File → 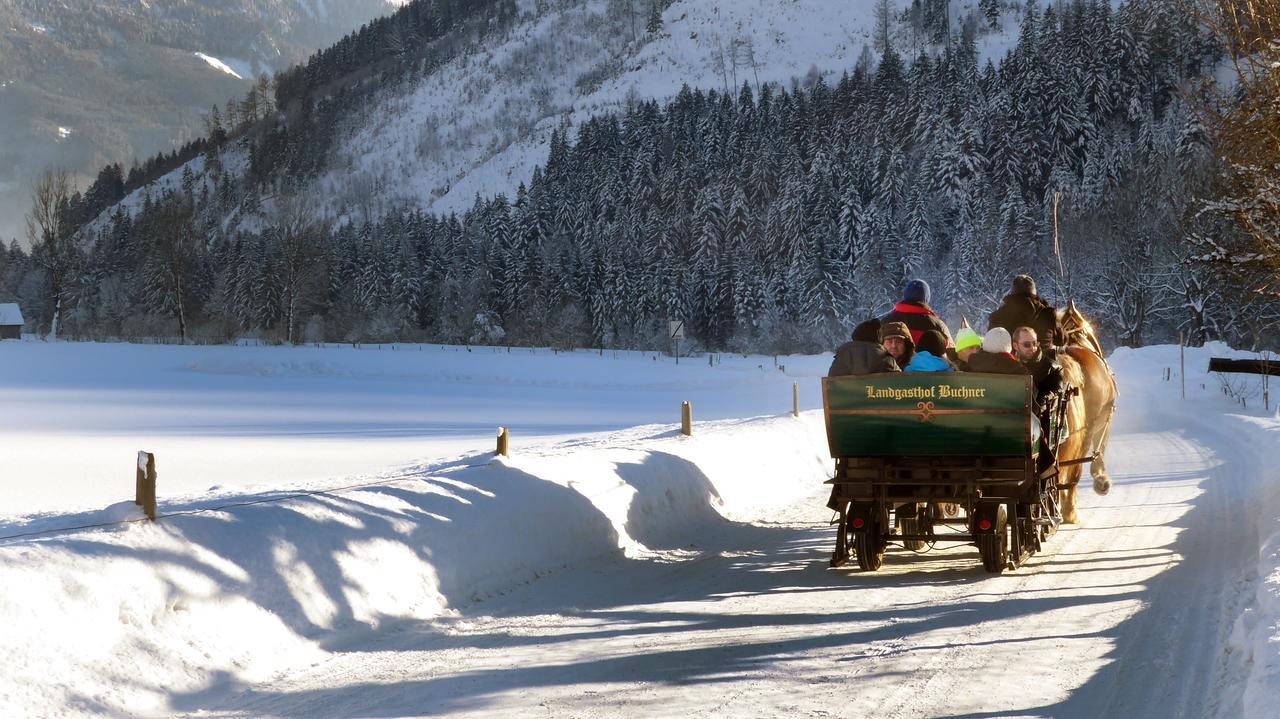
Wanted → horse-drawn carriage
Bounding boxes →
[822,371,1088,573]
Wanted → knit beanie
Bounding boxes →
[902,278,931,304]
[955,326,983,352]
[917,330,948,357]
[983,327,1013,354]
[851,318,882,343]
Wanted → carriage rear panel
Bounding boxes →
[822,373,1034,458]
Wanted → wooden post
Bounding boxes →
[496,427,509,458]
[793,381,799,417]
[1265,354,1272,413]
[681,401,692,436]
[135,451,156,521]
[708,353,713,367]
[1179,331,1186,400]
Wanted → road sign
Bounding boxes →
[668,320,685,342]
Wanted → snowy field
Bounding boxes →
[1,340,1278,718]
[0,341,824,518]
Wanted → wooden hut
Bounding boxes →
[0,303,24,339]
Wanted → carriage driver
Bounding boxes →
[988,275,1064,350]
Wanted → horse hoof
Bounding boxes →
[1062,513,1079,525]
[1093,477,1111,496]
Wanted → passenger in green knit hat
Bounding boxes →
[953,326,983,371]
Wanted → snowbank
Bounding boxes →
[1108,342,1280,719]
[0,411,828,717]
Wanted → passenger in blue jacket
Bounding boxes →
[904,330,956,372]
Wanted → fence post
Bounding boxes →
[1179,332,1186,400]
[135,451,156,521]
[793,382,799,417]
[496,427,509,458]
[681,401,692,436]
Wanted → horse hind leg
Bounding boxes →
[1090,405,1116,496]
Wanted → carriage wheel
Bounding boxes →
[976,504,1009,574]
[854,518,886,571]
[897,503,926,551]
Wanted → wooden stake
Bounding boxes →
[793,382,799,417]
[1179,331,1186,400]
[135,451,156,521]
[681,401,692,436]
[496,427,509,457]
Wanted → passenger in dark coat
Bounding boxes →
[988,275,1063,348]
[826,319,899,511]
[828,319,900,377]
[965,327,1029,375]
[881,279,954,348]
[880,321,916,370]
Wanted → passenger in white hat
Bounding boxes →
[963,327,1026,374]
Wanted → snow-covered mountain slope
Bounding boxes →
[0,0,405,244]
[92,0,1032,236]
[327,0,1025,220]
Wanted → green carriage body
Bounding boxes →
[822,372,1034,459]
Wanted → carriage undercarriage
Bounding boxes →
[828,456,1068,572]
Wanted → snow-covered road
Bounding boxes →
[179,365,1255,718]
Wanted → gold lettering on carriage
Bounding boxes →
[864,385,987,400]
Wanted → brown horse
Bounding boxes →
[1055,301,1119,524]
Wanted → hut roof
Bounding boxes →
[0,303,24,325]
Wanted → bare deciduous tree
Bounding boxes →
[270,193,328,344]
[140,194,203,343]
[1193,0,1280,295]
[25,167,77,339]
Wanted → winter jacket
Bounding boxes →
[965,350,1028,375]
[882,302,954,347]
[903,351,955,373]
[828,340,901,377]
[1022,349,1066,400]
[1021,349,1060,386]
[988,293,1063,347]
